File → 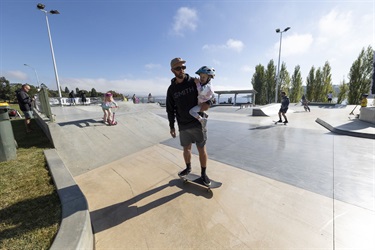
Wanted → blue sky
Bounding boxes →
[1,0,374,96]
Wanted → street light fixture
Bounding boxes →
[24,64,40,90]
[275,26,291,103]
[36,3,62,105]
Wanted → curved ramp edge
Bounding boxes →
[44,149,94,250]
[315,118,375,139]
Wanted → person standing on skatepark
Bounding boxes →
[15,84,34,133]
[276,91,290,124]
[101,92,118,125]
[166,57,211,186]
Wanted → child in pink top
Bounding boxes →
[102,92,118,125]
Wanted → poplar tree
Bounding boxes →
[264,59,276,104]
[306,67,315,101]
[337,79,348,104]
[252,64,266,105]
[313,68,322,101]
[279,62,291,98]
[348,46,373,104]
[321,61,333,100]
[289,65,303,102]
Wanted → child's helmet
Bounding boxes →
[105,92,112,97]
[195,66,215,78]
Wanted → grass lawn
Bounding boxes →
[0,107,61,249]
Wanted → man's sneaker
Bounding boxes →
[277,119,282,123]
[283,120,288,124]
[178,168,191,176]
[201,174,211,186]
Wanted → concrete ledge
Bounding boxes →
[308,102,336,107]
[44,149,94,250]
[360,107,375,124]
[251,103,293,117]
[33,109,55,147]
[315,118,375,139]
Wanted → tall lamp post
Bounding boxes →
[275,27,290,103]
[24,64,40,90]
[37,3,62,105]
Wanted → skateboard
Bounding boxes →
[273,121,287,125]
[179,173,222,192]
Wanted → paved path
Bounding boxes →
[50,102,375,249]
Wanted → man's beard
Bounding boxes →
[175,72,184,80]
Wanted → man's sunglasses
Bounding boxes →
[173,66,186,71]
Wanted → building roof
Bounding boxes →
[215,89,257,95]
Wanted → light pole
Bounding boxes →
[24,64,40,90]
[37,3,62,105]
[275,27,290,103]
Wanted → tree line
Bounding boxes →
[1,45,373,105]
[0,80,124,103]
[252,45,373,105]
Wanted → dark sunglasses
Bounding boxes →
[173,66,186,71]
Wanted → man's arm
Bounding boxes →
[166,87,176,137]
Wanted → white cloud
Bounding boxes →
[284,34,313,56]
[172,7,198,36]
[319,9,352,37]
[4,71,28,81]
[211,59,221,66]
[240,65,253,73]
[145,63,161,70]
[203,39,245,52]
[226,39,245,52]
[276,34,313,57]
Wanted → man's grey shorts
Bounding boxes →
[23,110,34,119]
[179,127,206,148]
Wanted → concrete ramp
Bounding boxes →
[49,103,170,176]
[46,102,375,249]
[252,103,294,116]
[75,144,375,249]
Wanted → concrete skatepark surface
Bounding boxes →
[48,102,374,249]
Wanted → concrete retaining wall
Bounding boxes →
[44,149,94,250]
[34,110,94,250]
[360,107,375,124]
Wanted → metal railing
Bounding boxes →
[35,87,54,122]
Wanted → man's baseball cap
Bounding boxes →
[170,57,186,68]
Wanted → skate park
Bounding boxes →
[39,101,375,249]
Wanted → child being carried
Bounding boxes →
[189,66,215,131]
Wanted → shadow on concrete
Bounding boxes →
[57,119,104,128]
[249,125,276,130]
[337,119,375,131]
[318,105,346,109]
[293,110,310,113]
[90,179,213,233]
[316,118,375,139]
[0,193,61,242]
